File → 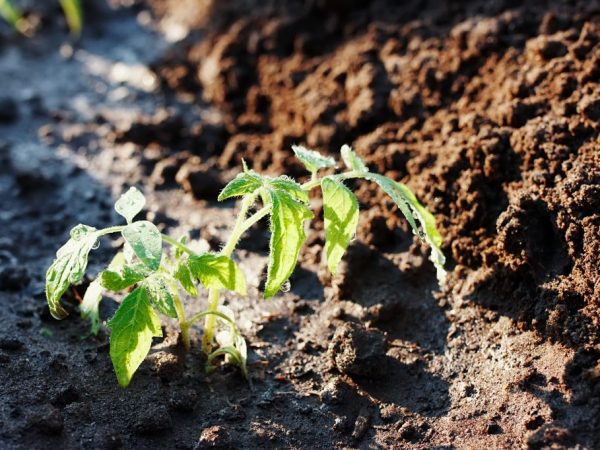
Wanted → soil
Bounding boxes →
[1,0,599,448]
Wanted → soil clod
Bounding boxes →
[328,322,388,378]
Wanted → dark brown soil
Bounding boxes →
[1,0,599,448]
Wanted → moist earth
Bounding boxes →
[0,0,599,448]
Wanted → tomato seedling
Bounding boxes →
[45,144,445,387]
[1,0,82,35]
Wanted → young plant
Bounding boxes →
[45,144,446,388]
[0,0,25,32]
[45,188,247,387]
[0,0,82,35]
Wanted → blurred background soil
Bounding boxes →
[0,0,598,448]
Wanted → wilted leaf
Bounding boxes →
[45,224,98,319]
[362,173,446,280]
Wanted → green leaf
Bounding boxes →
[363,173,419,231]
[59,0,83,35]
[188,254,246,295]
[45,224,98,320]
[0,0,22,28]
[123,242,136,264]
[341,144,368,173]
[81,252,126,334]
[265,190,313,298]
[142,273,178,318]
[108,288,162,388]
[218,172,263,201]
[100,265,147,291]
[174,261,197,296]
[292,145,336,174]
[115,187,146,224]
[363,173,446,280]
[268,176,309,204]
[395,183,446,280]
[80,279,103,335]
[121,221,162,271]
[174,235,188,259]
[321,177,359,274]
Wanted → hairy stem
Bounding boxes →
[160,234,196,256]
[200,170,361,354]
[201,288,221,354]
[173,292,190,350]
[96,225,125,236]
[188,310,238,329]
[202,193,259,353]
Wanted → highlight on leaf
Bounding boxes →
[80,279,103,335]
[121,221,162,271]
[218,171,263,201]
[43,141,447,388]
[142,273,178,318]
[188,254,247,295]
[340,144,368,173]
[264,189,313,298]
[45,224,98,320]
[82,252,129,334]
[115,187,146,224]
[321,177,359,274]
[292,144,336,174]
[108,287,162,388]
[362,172,446,280]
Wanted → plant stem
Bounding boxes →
[96,225,125,236]
[301,178,321,191]
[97,225,198,256]
[160,234,196,256]
[201,192,259,354]
[199,170,362,354]
[172,292,190,350]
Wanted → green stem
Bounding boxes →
[202,192,260,353]
[301,178,321,191]
[188,310,238,329]
[96,225,125,236]
[300,170,362,191]
[200,170,362,354]
[202,288,221,353]
[334,170,365,181]
[96,225,197,256]
[161,234,196,256]
[173,292,190,350]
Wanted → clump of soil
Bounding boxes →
[154,0,600,348]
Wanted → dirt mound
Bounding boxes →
[153,0,600,347]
